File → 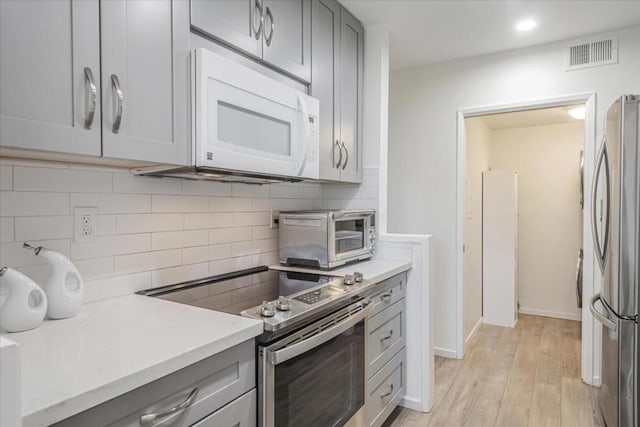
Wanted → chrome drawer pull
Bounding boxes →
[380,290,393,300]
[380,330,394,341]
[139,388,198,425]
[380,384,394,398]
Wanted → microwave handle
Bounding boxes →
[296,93,311,176]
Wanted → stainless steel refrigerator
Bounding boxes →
[589,95,639,427]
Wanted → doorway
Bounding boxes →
[455,94,599,386]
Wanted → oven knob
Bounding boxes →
[354,272,364,283]
[260,301,276,317]
[276,296,292,311]
[344,274,355,286]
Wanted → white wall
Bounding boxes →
[490,121,584,321]
[388,25,640,353]
[462,118,490,341]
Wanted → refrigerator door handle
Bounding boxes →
[590,136,611,273]
[589,293,617,331]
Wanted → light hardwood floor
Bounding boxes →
[384,314,604,427]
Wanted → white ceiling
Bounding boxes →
[340,1,640,70]
[480,105,585,130]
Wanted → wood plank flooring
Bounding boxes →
[384,315,604,427]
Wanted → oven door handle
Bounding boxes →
[267,301,371,365]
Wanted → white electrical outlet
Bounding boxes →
[74,207,98,243]
[270,209,280,229]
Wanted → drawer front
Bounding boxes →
[368,299,405,376]
[55,340,255,427]
[368,273,406,318]
[367,349,405,427]
[193,389,256,427]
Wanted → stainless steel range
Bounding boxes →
[138,266,378,427]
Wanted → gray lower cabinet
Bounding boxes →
[0,0,190,166]
[54,340,256,427]
[311,0,364,183]
[366,273,407,427]
[190,0,311,82]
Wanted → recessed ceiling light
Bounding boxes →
[568,106,586,120]
[515,19,537,32]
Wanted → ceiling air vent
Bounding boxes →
[566,35,618,71]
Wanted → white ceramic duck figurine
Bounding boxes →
[23,243,84,319]
[0,267,48,332]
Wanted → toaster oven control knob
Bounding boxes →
[343,274,355,286]
[260,301,276,317]
[276,296,292,311]
[354,272,364,283]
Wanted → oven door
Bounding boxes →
[259,300,371,427]
[329,211,374,266]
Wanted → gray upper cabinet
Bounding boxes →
[311,0,363,183]
[190,0,311,82]
[101,0,190,165]
[262,0,311,82]
[0,0,102,156]
[190,0,263,58]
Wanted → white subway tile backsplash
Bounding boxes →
[182,243,231,264]
[14,216,73,241]
[184,213,233,230]
[0,239,70,267]
[151,262,209,287]
[0,191,69,216]
[231,239,277,257]
[98,215,117,236]
[152,195,209,213]
[252,226,277,240]
[13,166,112,193]
[231,183,270,198]
[113,174,181,195]
[0,165,12,190]
[117,214,183,234]
[71,234,151,260]
[114,249,182,275]
[71,193,151,214]
[181,180,231,196]
[209,255,255,275]
[152,230,208,251]
[232,212,270,227]
[75,257,114,281]
[84,271,151,303]
[209,197,253,212]
[0,218,14,242]
[208,227,252,245]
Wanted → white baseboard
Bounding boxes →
[519,307,581,321]
[434,347,457,358]
[465,317,483,344]
[400,396,427,412]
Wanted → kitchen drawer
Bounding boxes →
[193,389,256,427]
[368,299,405,376]
[368,273,406,317]
[55,340,255,427]
[367,348,406,427]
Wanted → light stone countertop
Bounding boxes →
[270,259,412,283]
[3,294,264,427]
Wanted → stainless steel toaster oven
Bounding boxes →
[278,210,375,269]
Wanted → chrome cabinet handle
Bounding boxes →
[589,293,617,331]
[252,0,263,40]
[590,136,610,273]
[341,141,349,170]
[139,388,198,425]
[380,330,394,341]
[111,74,123,134]
[335,140,343,169]
[83,67,96,130]
[265,7,274,46]
[380,384,394,398]
[380,290,393,300]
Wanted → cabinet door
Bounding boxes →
[311,0,341,181]
[0,0,101,156]
[262,0,311,82]
[338,8,364,183]
[190,0,263,59]
[100,0,190,165]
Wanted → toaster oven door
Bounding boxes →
[329,215,373,266]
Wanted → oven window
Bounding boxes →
[274,322,365,427]
[334,219,365,254]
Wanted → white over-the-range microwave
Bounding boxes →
[135,48,319,183]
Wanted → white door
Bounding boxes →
[0,0,101,156]
[100,0,190,165]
